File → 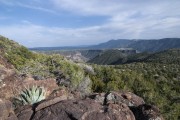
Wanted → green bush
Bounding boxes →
[13,86,46,106]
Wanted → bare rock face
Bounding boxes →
[15,105,33,120]
[0,66,17,89]
[0,67,19,99]
[0,99,18,120]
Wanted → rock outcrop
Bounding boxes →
[0,99,18,120]
[13,91,164,120]
[15,98,135,120]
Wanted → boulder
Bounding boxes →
[130,104,164,120]
[91,91,145,107]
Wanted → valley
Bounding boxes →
[31,38,180,66]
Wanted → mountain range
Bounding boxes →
[30,38,180,52]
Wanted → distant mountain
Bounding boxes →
[87,39,134,49]
[30,39,133,51]
[91,38,180,52]
[29,46,87,51]
[30,38,180,53]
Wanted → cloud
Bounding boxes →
[51,0,180,17]
[0,0,57,14]
[16,2,57,14]
[0,22,110,47]
[0,0,180,47]
[52,0,121,16]
[50,0,180,38]
[1,15,180,48]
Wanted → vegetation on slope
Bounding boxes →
[144,49,180,64]
[0,35,35,69]
[0,36,88,90]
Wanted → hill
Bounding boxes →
[88,50,126,65]
[88,49,180,65]
[87,39,134,49]
[125,48,180,65]
[88,49,136,65]
[144,49,180,64]
[128,38,180,52]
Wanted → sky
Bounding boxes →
[0,0,180,47]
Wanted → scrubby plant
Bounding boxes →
[13,86,46,106]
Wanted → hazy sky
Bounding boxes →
[0,0,180,47]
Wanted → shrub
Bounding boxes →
[13,86,46,107]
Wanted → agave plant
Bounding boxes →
[14,85,46,106]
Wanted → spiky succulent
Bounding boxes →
[14,86,46,106]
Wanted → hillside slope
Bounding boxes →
[0,35,92,93]
[128,38,180,52]
[88,49,136,65]
[0,35,36,69]
[88,50,126,65]
[144,49,180,64]
[89,49,180,65]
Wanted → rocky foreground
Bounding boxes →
[0,90,163,120]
